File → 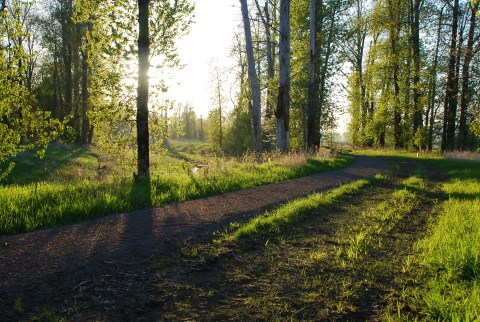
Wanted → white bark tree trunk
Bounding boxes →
[240,0,263,155]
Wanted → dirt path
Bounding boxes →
[0,156,388,320]
[134,173,439,321]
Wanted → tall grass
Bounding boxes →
[0,153,353,236]
[353,148,443,159]
[412,158,480,321]
[444,150,480,161]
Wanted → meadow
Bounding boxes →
[0,141,352,235]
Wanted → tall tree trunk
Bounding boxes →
[60,0,73,122]
[355,0,367,142]
[442,0,459,152]
[388,0,402,148]
[73,24,82,141]
[254,0,274,80]
[306,0,316,152]
[411,0,423,149]
[215,67,223,149]
[317,2,339,144]
[53,41,59,119]
[81,47,89,145]
[427,6,444,151]
[458,3,478,150]
[136,0,150,178]
[254,0,275,149]
[276,0,290,152]
[240,0,263,155]
[364,33,379,147]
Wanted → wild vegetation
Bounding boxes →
[3,0,480,181]
[0,141,351,235]
[389,158,480,321]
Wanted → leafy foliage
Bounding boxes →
[0,0,63,179]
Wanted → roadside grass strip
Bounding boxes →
[219,174,385,242]
[411,161,480,321]
[385,159,480,321]
[418,199,480,321]
[0,154,353,236]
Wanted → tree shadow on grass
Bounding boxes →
[3,143,99,185]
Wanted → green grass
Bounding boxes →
[0,143,354,235]
[415,200,480,321]
[133,171,430,321]
[395,158,480,321]
[352,148,443,159]
[337,176,422,263]
[218,174,385,242]
[4,143,100,185]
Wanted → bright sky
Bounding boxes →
[166,0,240,118]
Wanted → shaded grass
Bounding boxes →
[0,152,353,236]
[70,176,397,321]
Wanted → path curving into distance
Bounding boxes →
[0,155,389,319]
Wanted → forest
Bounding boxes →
[2,0,480,179]
[1,0,480,320]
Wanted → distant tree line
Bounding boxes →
[206,0,480,156]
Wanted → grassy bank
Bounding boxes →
[0,143,353,236]
[400,159,480,321]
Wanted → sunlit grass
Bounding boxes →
[352,148,443,159]
[415,197,480,321]
[400,158,480,321]
[218,174,385,242]
[338,177,420,262]
[0,144,354,235]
